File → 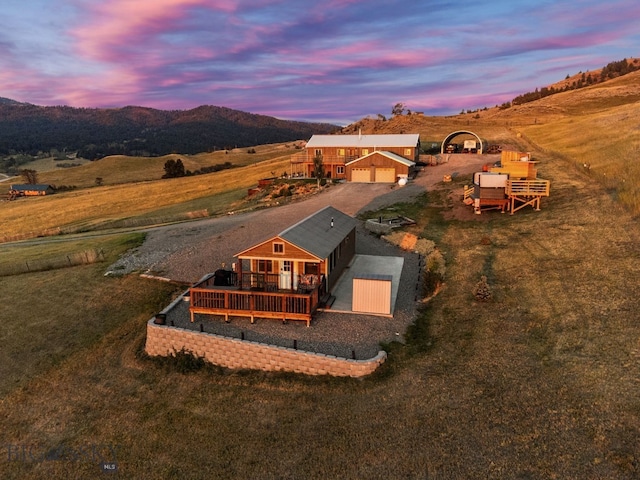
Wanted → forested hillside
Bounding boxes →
[0,102,338,160]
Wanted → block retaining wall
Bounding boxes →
[145,320,387,377]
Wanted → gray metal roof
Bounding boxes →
[306,133,419,148]
[345,150,416,167]
[279,206,357,260]
[10,184,53,191]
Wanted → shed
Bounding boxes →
[352,274,393,315]
[345,151,415,183]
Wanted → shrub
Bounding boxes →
[170,347,206,373]
[473,276,492,302]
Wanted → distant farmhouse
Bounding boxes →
[9,184,55,197]
[291,133,419,183]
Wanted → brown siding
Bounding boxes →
[238,237,318,262]
[303,145,417,180]
[346,152,411,182]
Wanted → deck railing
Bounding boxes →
[506,179,550,196]
[189,272,322,326]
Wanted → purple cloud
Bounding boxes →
[0,0,638,123]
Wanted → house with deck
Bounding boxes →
[189,206,357,326]
[290,133,420,182]
[10,184,55,196]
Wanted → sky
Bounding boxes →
[1,0,639,125]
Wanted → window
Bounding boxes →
[304,263,319,275]
[337,148,345,156]
[336,166,344,175]
[361,149,369,156]
[314,149,322,157]
[405,148,412,156]
[273,242,284,254]
[257,260,272,273]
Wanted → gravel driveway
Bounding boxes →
[111,155,488,359]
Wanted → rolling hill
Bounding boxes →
[0,101,338,159]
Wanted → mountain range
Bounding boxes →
[0,101,338,159]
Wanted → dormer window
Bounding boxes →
[273,242,284,254]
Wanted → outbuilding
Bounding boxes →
[345,151,416,183]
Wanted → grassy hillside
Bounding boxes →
[344,70,640,215]
[1,143,639,478]
[1,152,293,241]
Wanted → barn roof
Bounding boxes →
[306,133,419,148]
[345,150,416,167]
[235,206,356,260]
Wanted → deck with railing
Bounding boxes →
[189,273,322,326]
[463,178,551,214]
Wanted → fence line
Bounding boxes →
[0,249,105,277]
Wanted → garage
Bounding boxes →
[374,168,396,183]
[351,168,371,183]
[346,151,415,184]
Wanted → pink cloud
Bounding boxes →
[70,0,232,60]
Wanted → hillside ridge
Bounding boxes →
[0,102,338,159]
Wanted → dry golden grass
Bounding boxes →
[33,142,299,188]
[1,77,640,478]
[1,155,291,240]
[1,140,639,478]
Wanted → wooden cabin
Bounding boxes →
[290,133,420,180]
[189,206,357,326]
[345,151,416,183]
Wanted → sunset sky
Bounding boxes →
[2,0,639,124]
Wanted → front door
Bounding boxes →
[280,261,293,290]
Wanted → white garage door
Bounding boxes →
[374,168,396,183]
[351,168,371,182]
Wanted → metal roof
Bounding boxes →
[10,184,54,191]
[235,206,357,260]
[306,133,419,148]
[279,206,357,260]
[345,150,416,167]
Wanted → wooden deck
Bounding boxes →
[506,179,550,214]
[189,273,321,326]
[463,179,551,215]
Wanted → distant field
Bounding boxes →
[0,142,298,194]
[1,154,291,241]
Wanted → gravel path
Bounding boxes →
[111,155,488,359]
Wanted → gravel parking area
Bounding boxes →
[112,155,488,359]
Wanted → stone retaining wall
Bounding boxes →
[145,320,387,377]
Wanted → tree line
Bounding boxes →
[499,58,640,109]
[0,104,338,162]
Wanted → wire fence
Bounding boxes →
[0,249,106,277]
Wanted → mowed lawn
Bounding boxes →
[0,139,639,479]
